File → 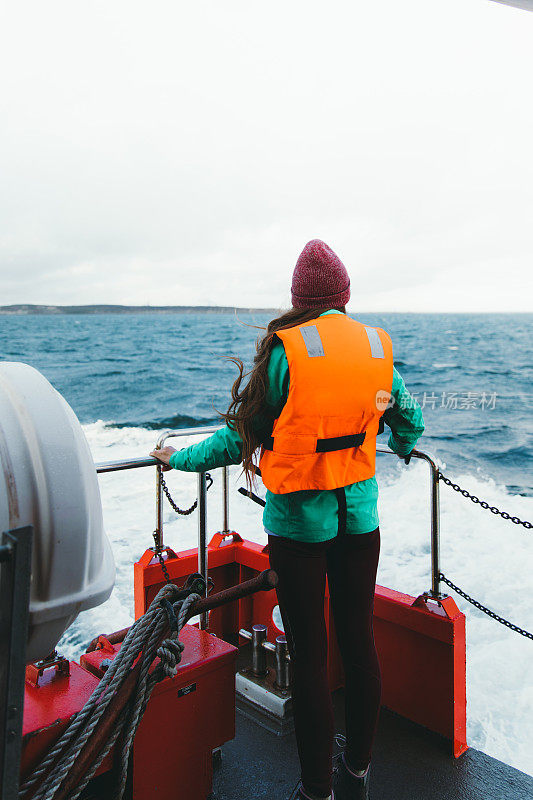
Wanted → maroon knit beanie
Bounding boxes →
[291,239,351,308]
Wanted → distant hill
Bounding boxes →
[0,304,277,315]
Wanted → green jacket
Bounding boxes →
[169,310,425,542]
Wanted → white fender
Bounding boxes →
[0,362,115,663]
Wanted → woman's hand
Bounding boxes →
[150,445,177,471]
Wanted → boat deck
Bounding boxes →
[212,688,533,800]
[79,666,533,800]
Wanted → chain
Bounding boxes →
[151,531,172,583]
[439,573,533,640]
[437,471,532,530]
[153,470,214,583]
[160,471,213,515]
[436,470,531,637]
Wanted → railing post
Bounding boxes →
[155,464,163,551]
[197,472,209,629]
[154,432,170,553]
[376,444,443,599]
[429,460,441,598]
[222,466,230,533]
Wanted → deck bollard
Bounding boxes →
[251,624,268,677]
[239,626,291,688]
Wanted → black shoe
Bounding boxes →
[332,752,370,800]
[287,779,335,800]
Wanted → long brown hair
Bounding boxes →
[222,306,346,489]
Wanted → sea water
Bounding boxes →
[1,311,532,775]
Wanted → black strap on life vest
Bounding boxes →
[262,431,366,453]
[334,487,347,535]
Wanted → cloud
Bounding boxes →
[0,0,532,311]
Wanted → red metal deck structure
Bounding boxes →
[134,532,467,757]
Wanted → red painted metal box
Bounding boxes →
[81,624,238,800]
[22,659,104,781]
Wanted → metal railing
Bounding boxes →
[95,428,443,600]
[376,443,442,598]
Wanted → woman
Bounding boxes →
[151,240,425,800]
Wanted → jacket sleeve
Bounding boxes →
[383,367,425,457]
[168,424,243,472]
[168,341,289,473]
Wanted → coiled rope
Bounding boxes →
[19,583,199,800]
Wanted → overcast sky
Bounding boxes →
[1,0,532,312]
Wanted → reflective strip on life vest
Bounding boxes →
[300,325,325,358]
[364,326,385,359]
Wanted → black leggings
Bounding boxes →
[268,527,381,798]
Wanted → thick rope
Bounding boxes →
[19,585,200,800]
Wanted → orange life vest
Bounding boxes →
[259,313,393,494]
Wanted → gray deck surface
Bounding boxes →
[212,688,533,800]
